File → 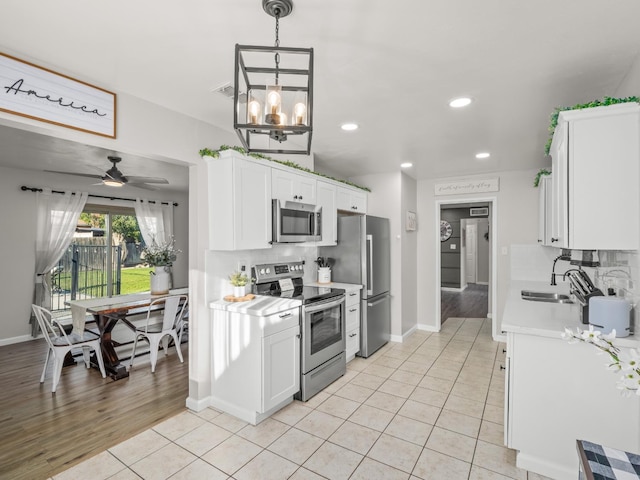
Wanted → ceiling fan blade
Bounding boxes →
[45,170,102,179]
[126,182,158,191]
[126,176,169,184]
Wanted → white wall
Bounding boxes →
[417,169,540,336]
[0,165,189,344]
[401,173,418,337]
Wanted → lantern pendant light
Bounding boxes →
[233,0,313,155]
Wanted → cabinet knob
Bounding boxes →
[551,237,558,243]
[296,334,301,339]
[352,206,357,210]
[293,195,298,200]
[299,196,303,200]
[500,364,506,371]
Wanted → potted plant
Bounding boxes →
[141,238,181,295]
[229,270,250,298]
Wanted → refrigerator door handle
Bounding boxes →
[367,296,388,308]
[366,234,373,296]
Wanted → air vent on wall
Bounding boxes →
[470,207,489,216]
[212,82,246,103]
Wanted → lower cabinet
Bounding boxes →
[210,306,300,425]
[505,331,640,480]
[345,288,361,361]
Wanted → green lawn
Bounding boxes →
[54,266,153,295]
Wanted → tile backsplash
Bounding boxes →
[206,245,320,301]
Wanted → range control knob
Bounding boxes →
[259,268,266,275]
[266,268,271,274]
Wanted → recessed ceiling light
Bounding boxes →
[475,152,490,159]
[400,162,413,168]
[449,97,472,108]
[341,123,358,131]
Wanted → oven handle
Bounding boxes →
[303,296,345,314]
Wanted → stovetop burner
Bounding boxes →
[252,261,344,304]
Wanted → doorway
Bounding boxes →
[435,197,498,339]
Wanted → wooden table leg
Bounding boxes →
[95,313,129,380]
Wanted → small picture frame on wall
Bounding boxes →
[406,211,417,231]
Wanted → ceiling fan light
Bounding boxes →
[103,178,124,187]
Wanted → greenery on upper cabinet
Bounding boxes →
[198,145,372,192]
[533,168,551,187]
[544,96,640,155]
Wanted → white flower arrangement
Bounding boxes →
[562,325,640,395]
[141,238,181,267]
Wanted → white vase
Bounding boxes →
[318,267,331,284]
[150,266,171,295]
[233,285,246,298]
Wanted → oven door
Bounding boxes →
[301,295,345,374]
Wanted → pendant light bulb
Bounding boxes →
[294,102,306,125]
[248,100,261,124]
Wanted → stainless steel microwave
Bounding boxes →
[272,199,322,243]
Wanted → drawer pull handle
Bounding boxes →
[349,308,357,312]
[500,364,506,370]
[349,333,357,337]
[349,293,358,296]
[279,312,292,318]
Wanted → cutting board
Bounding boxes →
[223,293,256,302]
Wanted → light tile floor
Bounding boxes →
[51,318,554,480]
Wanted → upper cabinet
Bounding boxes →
[537,175,553,246]
[272,169,317,204]
[337,185,367,214]
[206,154,272,251]
[316,181,337,246]
[550,103,640,250]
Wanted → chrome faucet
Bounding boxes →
[550,251,571,286]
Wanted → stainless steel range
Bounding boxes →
[252,261,346,401]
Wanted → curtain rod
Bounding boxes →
[20,186,178,206]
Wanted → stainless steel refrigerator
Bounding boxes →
[319,214,390,357]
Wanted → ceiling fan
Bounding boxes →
[47,156,170,190]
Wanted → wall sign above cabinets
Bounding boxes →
[435,178,500,196]
[0,52,116,138]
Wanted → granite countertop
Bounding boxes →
[502,280,638,347]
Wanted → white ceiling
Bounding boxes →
[1,0,639,188]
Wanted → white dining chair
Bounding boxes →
[129,294,188,373]
[32,304,106,393]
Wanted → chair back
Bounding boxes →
[31,304,63,349]
[148,295,188,332]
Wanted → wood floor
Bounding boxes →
[0,337,188,480]
[441,283,489,320]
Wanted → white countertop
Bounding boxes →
[210,295,302,316]
[306,281,362,291]
[502,280,638,346]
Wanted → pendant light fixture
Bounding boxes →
[234,0,313,155]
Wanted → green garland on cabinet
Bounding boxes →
[533,168,551,187]
[544,96,640,155]
[199,145,371,192]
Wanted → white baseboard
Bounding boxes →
[417,323,439,333]
[0,334,35,346]
[186,395,212,413]
[390,325,418,343]
[476,281,489,286]
[441,286,467,292]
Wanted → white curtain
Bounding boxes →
[31,189,88,335]
[134,198,174,246]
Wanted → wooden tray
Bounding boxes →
[223,293,256,302]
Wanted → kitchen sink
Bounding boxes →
[521,290,573,304]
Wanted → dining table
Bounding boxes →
[67,288,188,380]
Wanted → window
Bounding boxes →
[50,205,149,312]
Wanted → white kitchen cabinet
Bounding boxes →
[272,168,317,204]
[537,175,553,246]
[210,305,300,425]
[337,185,367,214]
[550,103,640,250]
[345,288,361,361]
[505,330,640,480]
[316,181,337,246]
[206,152,272,250]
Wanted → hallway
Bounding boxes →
[441,284,488,321]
